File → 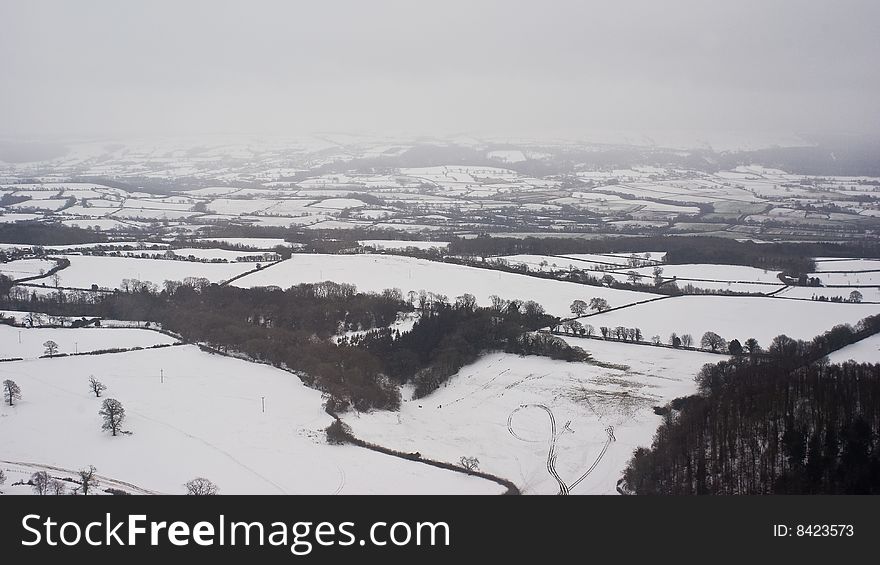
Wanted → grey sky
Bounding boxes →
[1,0,878,140]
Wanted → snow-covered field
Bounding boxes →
[580,295,880,345]
[627,263,782,284]
[827,334,880,364]
[0,258,56,280]
[359,240,449,251]
[195,237,292,249]
[496,254,619,273]
[813,259,880,272]
[118,247,274,262]
[559,253,654,268]
[348,341,720,495]
[0,344,502,495]
[52,255,255,289]
[0,325,177,359]
[232,254,656,318]
[811,271,880,286]
[672,280,784,294]
[774,286,880,302]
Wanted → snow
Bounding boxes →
[497,254,636,274]
[827,334,880,364]
[62,218,134,231]
[52,255,255,289]
[0,345,502,494]
[348,342,720,494]
[672,280,784,294]
[813,259,880,272]
[310,198,367,210]
[812,271,880,286]
[10,199,71,212]
[336,312,420,342]
[231,254,656,318]
[487,150,527,163]
[774,286,880,303]
[0,258,57,280]
[359,240,449,251]
[119,248,274,262]
[626,263,782,284]
[582,295,880,345]
[195,237,291,249]
[560,253,645,267]
[0,325,177,359]
[0,213,43,223]
[112,208,198,220]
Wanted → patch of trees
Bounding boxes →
[2,281,581,412]
[622,313,880,494]
[343,293,569,400]
[809,290,865,303]
[0,222,107,246]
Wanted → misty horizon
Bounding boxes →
[2,0,879,141]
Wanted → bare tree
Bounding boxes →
[0,469,6,486]
[626,271,640,285]
[459,456,480,471]
[589,297,610,312]
[651,335,662,345]
[3,379,21,406]
[584,324,595,337]
[43,340,59,357]
[652,266,665,286]
[89,376,107,398]
[849,290,863,303]
[99,398,126,436]
[185,477,219,495]
[681,334,694,348]
[79,466,98,495]
[31,471,50,495]
[49,479,67,496]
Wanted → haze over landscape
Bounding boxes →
[2,0,879,142]
[1,1,879,499]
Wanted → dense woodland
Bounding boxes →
[0,222,108,245]
[0,280,585,412]
[343,296,579,399]
[622,314,880,494]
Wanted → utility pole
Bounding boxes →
[261,396,265,413]
[160,369,164,383]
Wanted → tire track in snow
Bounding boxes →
[507,403,615,495]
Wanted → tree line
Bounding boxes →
[621,313,880,494]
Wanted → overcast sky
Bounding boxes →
[1,0,878,140]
